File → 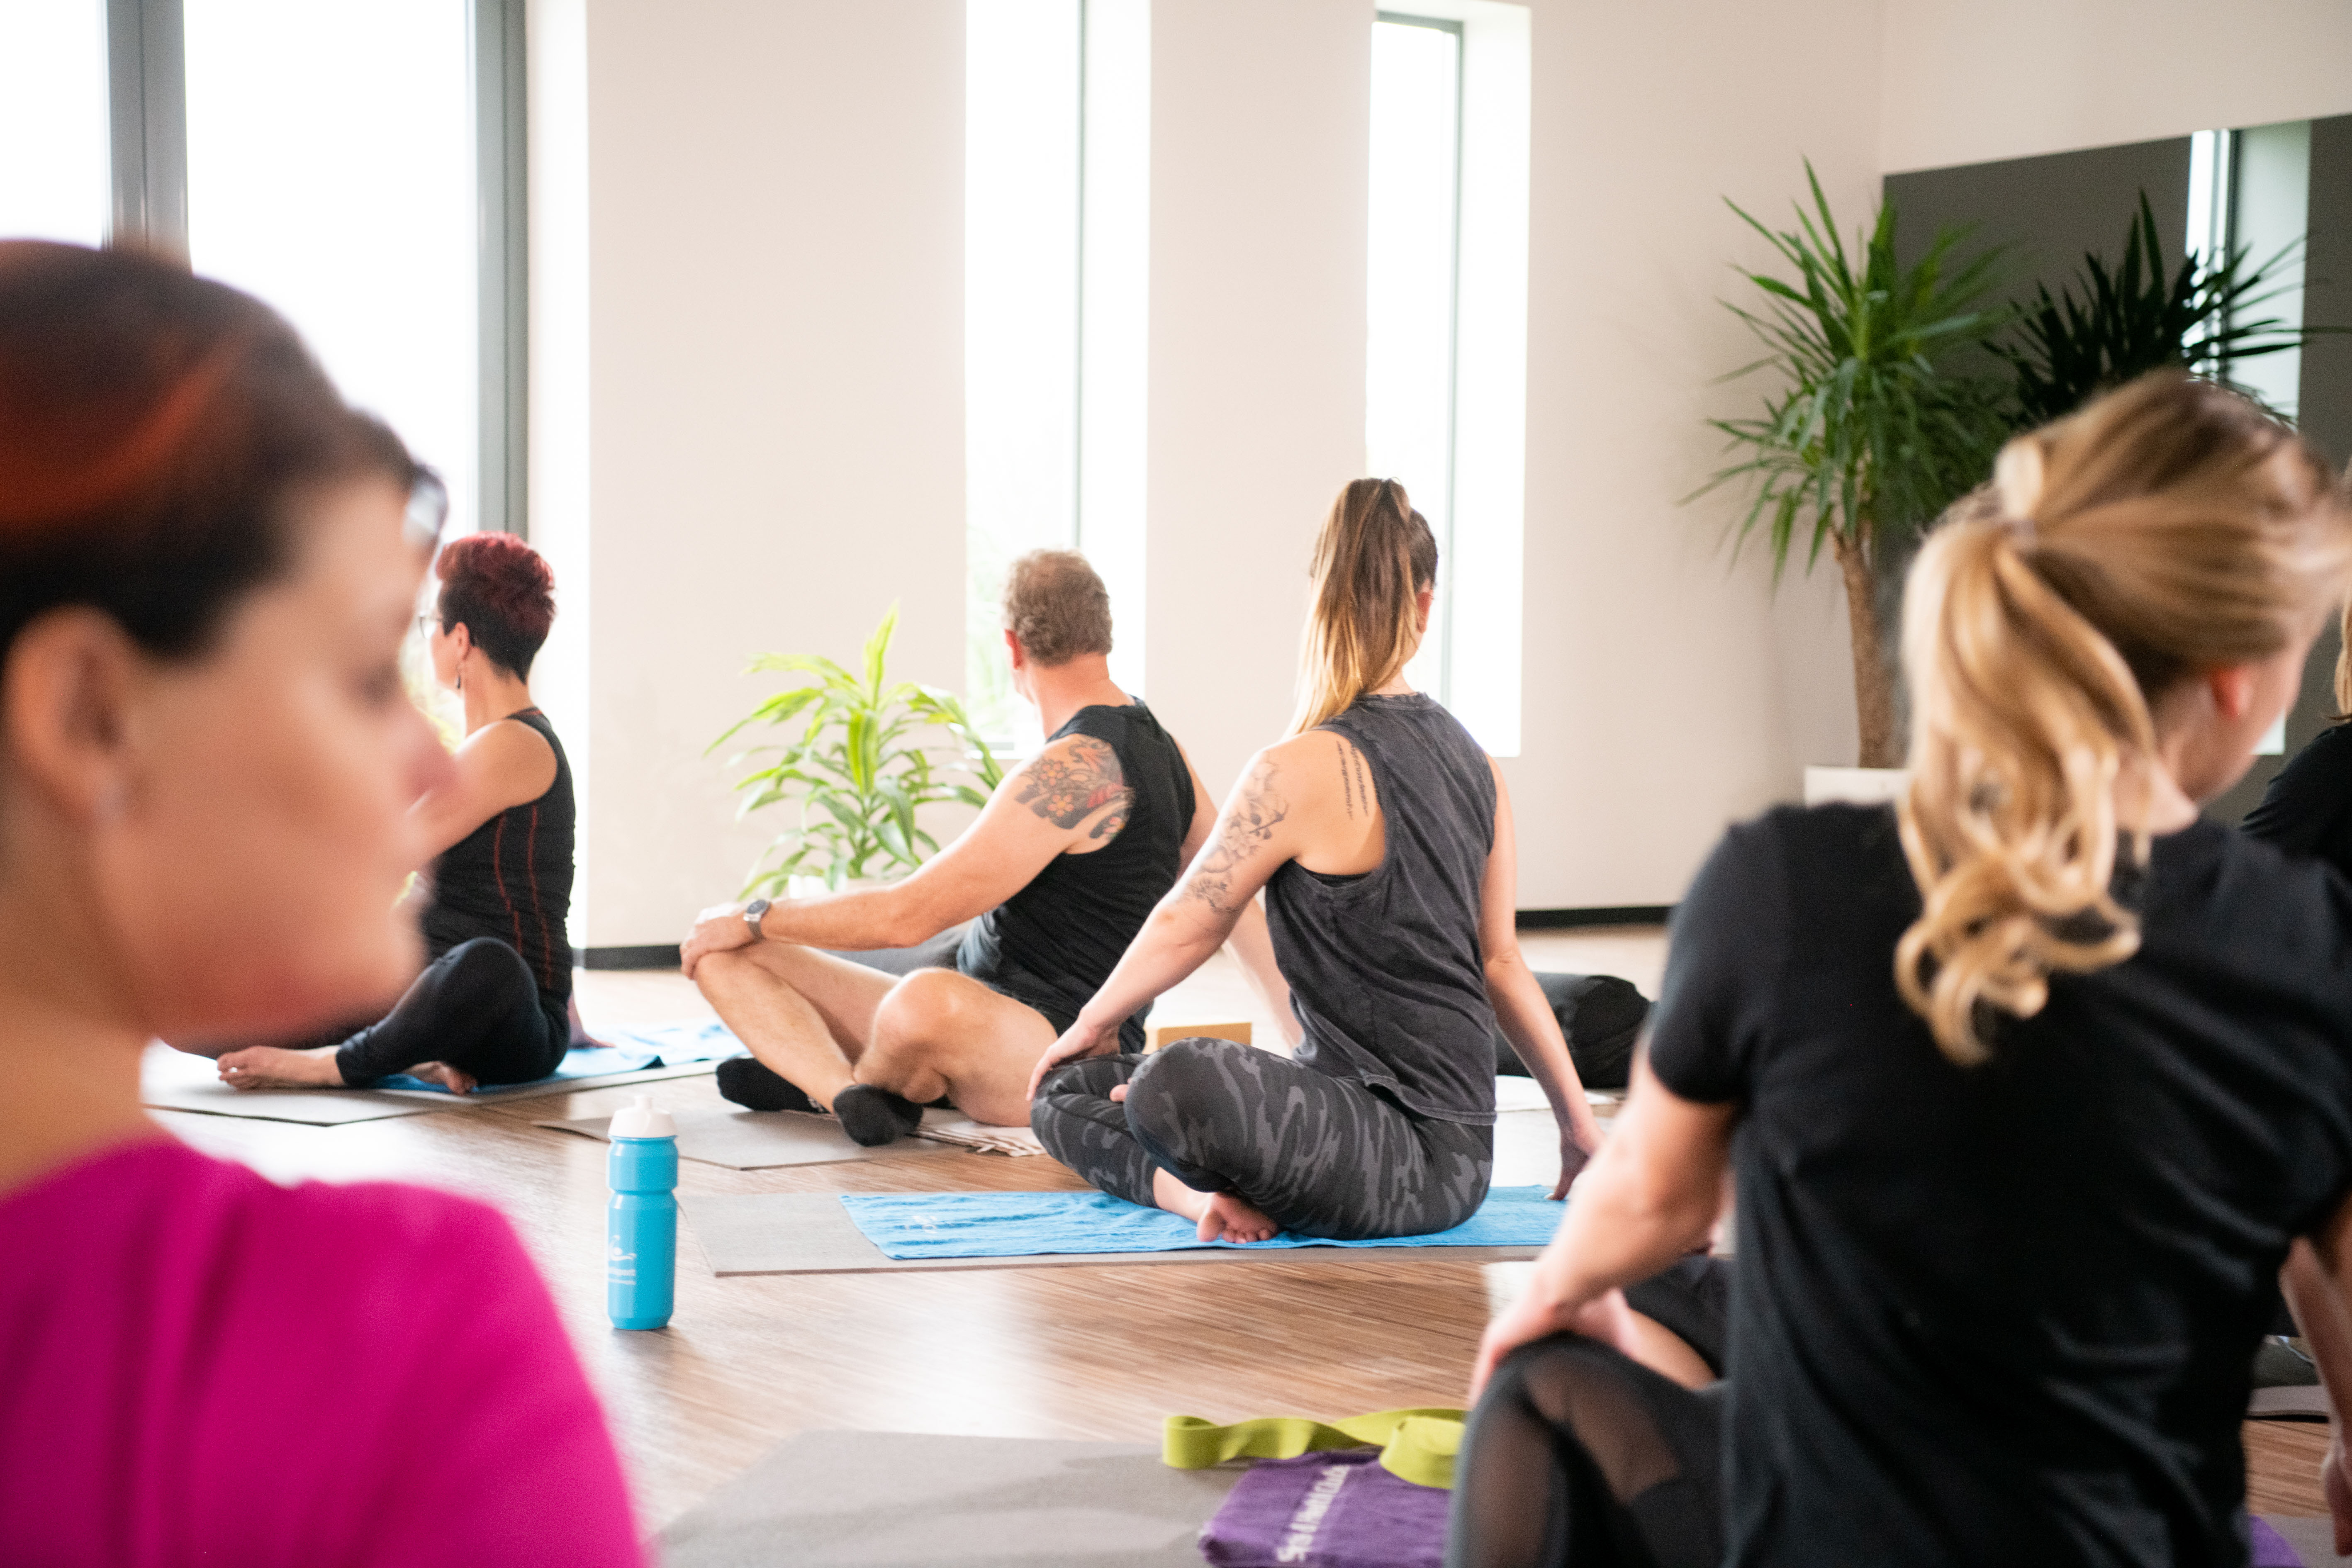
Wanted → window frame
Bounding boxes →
[100,0,528,538]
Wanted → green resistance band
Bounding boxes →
[1162,1408,1468,1490]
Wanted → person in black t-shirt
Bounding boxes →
[2242,624,2352,877]
[682,550,1234,1147]
[1451,375,2352,1568]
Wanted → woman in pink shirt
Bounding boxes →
[0,242,644,1566]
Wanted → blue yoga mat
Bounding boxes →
[838,1186,1566,1259]
[377,1021,743,1095]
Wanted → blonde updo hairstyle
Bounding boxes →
[1897,372,2352,1064]
[1293,478,1438,735]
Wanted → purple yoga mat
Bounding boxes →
[1198,1449,1448,1568]
[2252,1515,2304,1567]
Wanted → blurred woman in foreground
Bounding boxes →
[0,242,640,1565]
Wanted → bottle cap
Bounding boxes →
[609,1094,677,1139]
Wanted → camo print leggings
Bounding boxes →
[1030,1037,1493,1240]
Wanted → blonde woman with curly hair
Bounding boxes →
[1453,373,2352,1568]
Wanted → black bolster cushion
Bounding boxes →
[1493,972,1652,1091]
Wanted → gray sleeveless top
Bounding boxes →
[1264,692,1500,1124]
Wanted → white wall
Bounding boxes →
[551,0,2352,940]
[1500,0,1875,906]
[1138,0,1372,802]
[1880,0,2352,174]
[563,0,967,946]
[1133,0,1873,909]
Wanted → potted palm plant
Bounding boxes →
[1994,191,2326,427]
[1698,162,2012,772]
[711,604,1003,898]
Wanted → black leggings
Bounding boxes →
[326,937,569,1088]
[1030,1037,1493,1240]
[1448,1259,1730,1568]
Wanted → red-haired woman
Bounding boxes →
[197,531,575,1094]
[0,243,638,1561]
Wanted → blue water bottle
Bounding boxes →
[606,1095,678,1330]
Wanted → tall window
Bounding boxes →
[1367,5,1528,755]
[0,0,517,545]
[964,0,1149,749]
[1367,16,1462,702]
[0,0,109,245]
[186,0,480,535]
[2193,121,2311,756]
[965,0,1081,747]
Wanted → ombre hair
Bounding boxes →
[1291,478,1438,735]
[1896,372,2352,1064]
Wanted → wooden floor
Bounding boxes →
[151,926,2334,1535]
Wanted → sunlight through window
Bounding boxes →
[185,0,478,535]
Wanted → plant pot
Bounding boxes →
[1803,766,1908,808]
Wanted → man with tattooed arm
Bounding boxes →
[682,550,1272,1147]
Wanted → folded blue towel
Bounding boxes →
[838,1186,1564,1259]
[600,1018,744,1064]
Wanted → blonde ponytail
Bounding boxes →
[1292,478,1439,735]
[1897,373,2351,1064]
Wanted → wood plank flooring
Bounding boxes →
[149,928,2330,1536]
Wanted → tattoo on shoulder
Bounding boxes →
[1336,737,1375,821]
[1014,735,1134,836]
[1185,758,1288,914]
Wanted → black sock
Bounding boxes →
[715,1055,821,1115]
[833,1083,924,1147]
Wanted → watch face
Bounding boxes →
[744,898,771,921]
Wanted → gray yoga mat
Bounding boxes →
[2250,1385,2332,1420]
[539,1106,957,1169]
[2267,1516,2352,1566]
[683,1191,1545,1276]
[661,1430,1236,1568]
[139,1042,720,1125]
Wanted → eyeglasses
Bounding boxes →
[403,473,450,548]
[414,612,443,639]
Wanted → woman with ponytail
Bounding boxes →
[1025,478,1605,1242]
[1452,373,2352,1568]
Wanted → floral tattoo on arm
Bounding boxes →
[1185,759,1289,914]
[1013,735,1133,840]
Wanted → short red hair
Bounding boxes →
[434,533,555,677]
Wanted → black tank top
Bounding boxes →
[421,708,575,1005]
[1265,693,1498,1123]
[957,701,1195,1053]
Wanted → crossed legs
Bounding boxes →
[692,942,1059,1130]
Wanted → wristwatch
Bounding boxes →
[742,898,771,941]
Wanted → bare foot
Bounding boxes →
[406,1061,479,1096]
[1195,1191,1281,1245]
[216,1045,345,1092]
[1148,1167,1282,1244]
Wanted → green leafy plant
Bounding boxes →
[711,604,1004,898]
[1696,161,2013,767]
[1994,192,2325,428]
